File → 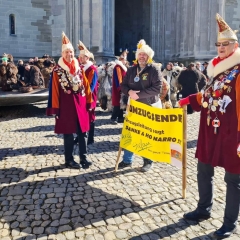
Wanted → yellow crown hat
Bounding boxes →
[216,13,238,41]
[78,41,94,60]
[134,39,154,64]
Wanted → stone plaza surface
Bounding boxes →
[0,101,239,240]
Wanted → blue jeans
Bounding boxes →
[123,149,153,164]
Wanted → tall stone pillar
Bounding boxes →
[191,0,223,60]
[51,0,67,57]
[225,0,240,41]
[64,0,114,63]
[150,0,164,62]
[150,0,225,64]
[98,0,115,62]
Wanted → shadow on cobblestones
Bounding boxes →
[0,104,47,121]
[0,166,179,239]
[0,166,61,184]
[95,110,111,116]
[11,126,122,137]
[0,141,121,163]
[95,127,122,136]
[128,220,213,240]
[187,140,197,149]
[0,146,64,162]
[12,126,55,133]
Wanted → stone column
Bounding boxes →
[150,0,163,62]
[225,0,240,41]
[150,0,227,64]
[101,0,115,59]
[51,0,67,57]
[64,0,114,63]
[65,0,82,52]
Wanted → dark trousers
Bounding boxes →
[197,161,240,229]
[187,105,194,114]
[181,92,194,114]
[111,106,123,121]
[63,122,88,163]
[88,122,95,143]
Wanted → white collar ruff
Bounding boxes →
[115,59,127,72]
[58,57,80,75]
[207,48,240,78]
[83,60,93,72]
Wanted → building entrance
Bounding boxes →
[114,0,150,64]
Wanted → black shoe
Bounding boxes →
[110,119,118,125]
[65,160,81,169]
[141,159,153,172]
[73,137,78,145]
[213,225,237,239]
[87,139,94,145]
[80,157,92,169]
[183,210,211,221]
[118,161,132,169]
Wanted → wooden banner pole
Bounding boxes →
[182,105,187,199]
[115,147,122,172]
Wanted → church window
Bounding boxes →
[9,14,16,35]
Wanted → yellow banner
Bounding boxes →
[120,99,184,166]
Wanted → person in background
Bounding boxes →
[177,62,202,114]
[179,63,185,69]
[24,62,44,88]
[162,62,174,101]
[41,59,55,88]
[0,53,18,91]
[34,57,39,66]
[17,59,25,81]
[78,40,98,145]
[202,61,209,80]
[110,50,128,124]
[29,58,34,65]
[195,62,202,71]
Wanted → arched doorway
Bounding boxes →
[115,0,151,63]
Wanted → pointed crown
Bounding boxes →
[216,13,238,41]
[119,49,129,60]
[61,32,74,52]
[78,40,94,60]
[135,39,154,63]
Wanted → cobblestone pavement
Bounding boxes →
[0,101,239,240]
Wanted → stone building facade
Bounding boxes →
[0,0,239,64]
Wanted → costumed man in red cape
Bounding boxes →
[179,14,240,239]
[78,41,98,145]
[46,32,93,169]
[110,50,128,124]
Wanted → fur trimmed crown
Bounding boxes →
[135,39,154,63]
[119,49,129,60]
[216,13,238,41]
[78,40,94,60]
[62,32,74,52]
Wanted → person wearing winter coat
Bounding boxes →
[179,13,240,239]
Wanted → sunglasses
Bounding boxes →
[215,41,235,47]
